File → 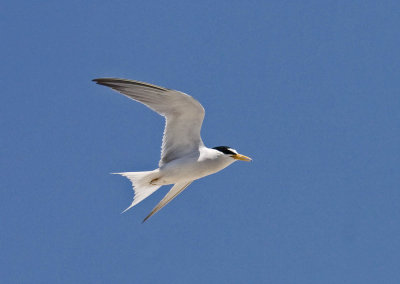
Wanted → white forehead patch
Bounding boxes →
[228,148,238,154]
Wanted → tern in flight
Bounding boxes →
[93,78,251,222]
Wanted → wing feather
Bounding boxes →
[93,78,205,166]
[142,181,193,222]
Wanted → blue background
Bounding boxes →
[1,1,399,283]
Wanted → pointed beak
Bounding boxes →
[232,153,252,162]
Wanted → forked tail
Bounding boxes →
[112,170,161,213]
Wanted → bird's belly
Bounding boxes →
[156,157,233,185]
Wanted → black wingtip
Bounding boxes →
[92,78,122,89]
[92,78,109,84]
[92,78,113,83]
[92,78,169,91]
[92,78,104,85]
[142,213,153,223]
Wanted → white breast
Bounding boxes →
[157,147,235,185]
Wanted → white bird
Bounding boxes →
[93,78,251,222]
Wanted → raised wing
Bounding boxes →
[142,181,193,222]
[93,78,205,166]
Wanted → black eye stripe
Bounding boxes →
[213,146,236,155]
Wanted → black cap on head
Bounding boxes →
[213,146,237,155]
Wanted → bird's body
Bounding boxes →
[93,78,251,222]
[152,147,235,186]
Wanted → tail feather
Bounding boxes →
[112,170,161,213]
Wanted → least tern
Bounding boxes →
[93,78,251,222]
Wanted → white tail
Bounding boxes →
[112,170,161,213]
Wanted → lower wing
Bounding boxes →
[143,181,193,222]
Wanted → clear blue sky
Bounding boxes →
[1,1,399,283]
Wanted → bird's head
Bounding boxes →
[212,146,252,162]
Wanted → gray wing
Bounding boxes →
[142,181,193,222]
[93,78,205,166]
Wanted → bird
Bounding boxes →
[93,78,251,222]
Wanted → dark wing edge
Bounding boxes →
[92,78,169,92]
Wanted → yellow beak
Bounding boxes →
[232,153,252,162]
